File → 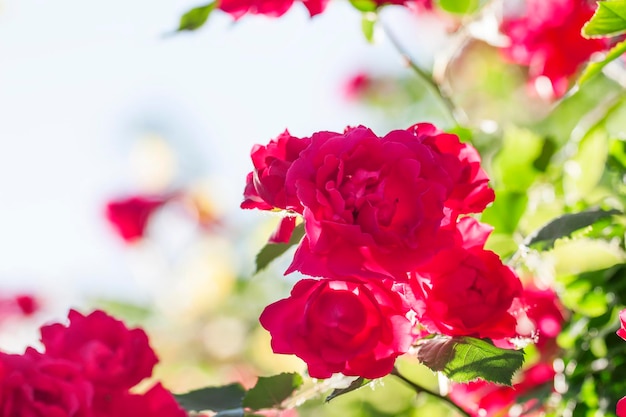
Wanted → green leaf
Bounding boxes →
[350,0,378,12]
[243,373,303,410]
[435,0,484,14]
[177,2,217,32]
[582,0,626,38]
[361,12,377,43]
[325,377,371,402]
[524,208,622,250]
[255,222,305,273]
[416,336,524,386]
[175,383,246,413]
[578,39,626,86]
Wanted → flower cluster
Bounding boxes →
[243,123,524,378]
[0,309,186,417]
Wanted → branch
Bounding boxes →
[390,367,470,417]
[379,21,465,127]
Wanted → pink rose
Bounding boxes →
[409,217,522,339]
[260,278,415,378]
[501,0,606,99]
[40,309,158,391]
[94,383,186,417]
[0,348,93,417]
[105,195,169,242]
[285,124,476,279]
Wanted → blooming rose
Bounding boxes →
[105,195,169,242]
[412,123,495,215]
[94,383,186,417]
[501,0,606,99]
[449,363,555,416]
[0,348,93,417]
[218,0,328,20]
[284,124,491,279]
[260,278,415,378]
[409,217,522,339]
[40,309,158,391]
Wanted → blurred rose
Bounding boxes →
[0,348,93,417]
[105,195,170,242]
[218,0,328,19]
[501,0,606,99]
[94,383,186,417]
[40,309,158,391]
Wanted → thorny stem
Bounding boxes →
[379,21,465,127]
[390,367,471,417]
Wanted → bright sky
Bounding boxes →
[0,0,445,305]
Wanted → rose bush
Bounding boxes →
[259,278,415,378]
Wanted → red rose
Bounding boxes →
[618,309,626,341]
[242,130,314,213]
[413,123,495,215]
[409,217,522,339]
[105,195,169,242]
[218,0,329,21]
[501,0,606,99]
[449,363,555,417]
[515,287,566,351]
[40,310,158,391]
[618,396,626,417]
[260,278,415,378]
[0,348,93,417]
[285,124,470,279]
[94,383,186,417]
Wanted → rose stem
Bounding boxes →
[390,367,471,417]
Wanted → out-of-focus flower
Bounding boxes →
[260,278,415,378]
[617,309,626,341]
[0,348,94,417]
[500,0,607,99]
[0,294,39,321]
[105,195,171,243]
[94,383,187,417]
[343,72,372,101]
[218,0,328,19]
[40,309,158,391]
[449,362,555,416]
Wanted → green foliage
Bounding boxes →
[176,373,303,415]
[435,0,484,14]
[578,39,626,86]
[523,208,622,250]
[361,13,377,43]
[582,0,626,38]
[255,223,304,273]
[350,0,378,12]
[243,373,303,409]
[416,336,525,386]
[177,2,217,32]
[175,383,247,414]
